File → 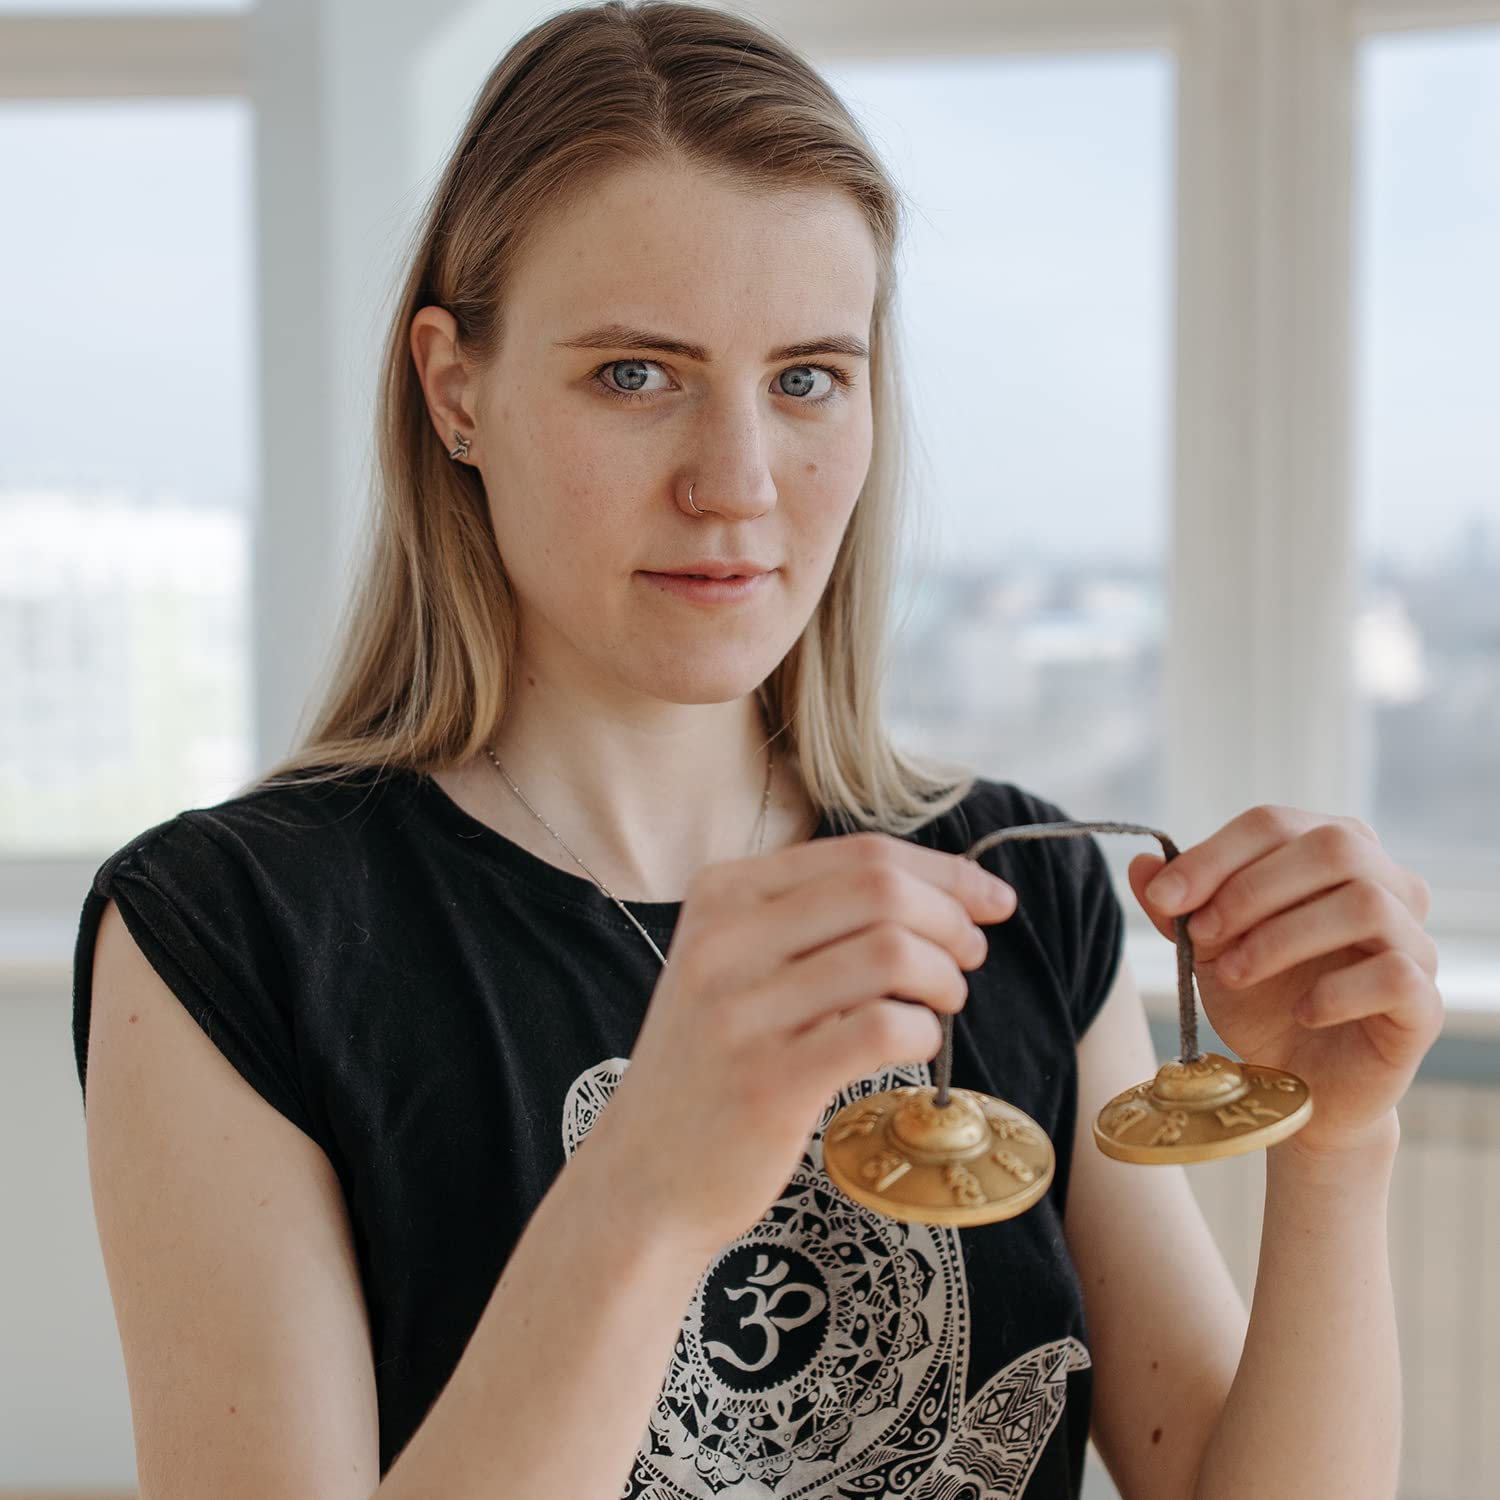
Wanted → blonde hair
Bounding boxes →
[252,0,977,836]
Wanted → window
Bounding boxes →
[0,98,255,855]
[1353,24,1500,885]
[0,0,249,10]
[827,52,1174,831]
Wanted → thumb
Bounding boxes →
[1128,852,1181,944]
[1127,852,1238,965]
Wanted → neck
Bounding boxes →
[475,675,810,903]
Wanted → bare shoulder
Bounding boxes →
[86,896,380,1497]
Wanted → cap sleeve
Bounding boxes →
[73,811,322,1147]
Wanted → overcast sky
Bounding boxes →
[0,18,1494,576]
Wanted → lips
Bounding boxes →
[638,570,772,602]
[651,562,772,579]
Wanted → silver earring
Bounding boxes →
[449,429,471,461]
[688,481,704,514]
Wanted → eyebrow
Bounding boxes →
[555,322,870,364]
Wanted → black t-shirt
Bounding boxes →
[72,764,1124,1496]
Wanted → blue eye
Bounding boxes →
[591,357,855,407]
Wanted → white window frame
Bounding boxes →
[3,0,1498,999]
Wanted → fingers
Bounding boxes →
[1203,879,1440,991]
[794,995,947,1086]
[771,922,975,1036]
[705,849,1012,1022]
[1296,950,1443,1056]
[1141,804,1324,915]
[693,829,1015,926]
[672,831,1018,1086]
[1131,854,1200,947]
[772,854,1010,965]
[1139,809,1427,938]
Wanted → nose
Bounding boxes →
[679,402,779,520]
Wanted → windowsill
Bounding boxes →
[2,915,87,996]
[1127,922,1499,1039]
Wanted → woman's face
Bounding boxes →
[450,160,878,708]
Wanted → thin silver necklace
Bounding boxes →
[482,731,774,967]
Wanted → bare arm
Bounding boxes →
[88,895,710,1500]
[87,898,382,1497]
[1190,1122,1402,1500]
[377,1105,711,1500]
[1065,956,1403,1500]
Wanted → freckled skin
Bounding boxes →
[410,159,876,726]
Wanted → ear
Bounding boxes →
[409,305,482,456]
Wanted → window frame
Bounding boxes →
[2,0,1497,986]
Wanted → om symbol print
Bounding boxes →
[705,1252,830,1375]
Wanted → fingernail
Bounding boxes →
[1147,872,1185,909]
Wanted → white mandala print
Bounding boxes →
[561,1058,1091,1500]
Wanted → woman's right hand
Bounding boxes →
[587,830,1018,1262]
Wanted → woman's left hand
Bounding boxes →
[1128,804,1443,1161]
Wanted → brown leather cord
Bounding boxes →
[935,822,1195,1108]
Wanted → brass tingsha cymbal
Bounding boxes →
[821,820,1314,1224]
[822,1084,1054,1228]
[1093,1050,1312,1164]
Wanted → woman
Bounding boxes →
[74,3,1441,1497]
